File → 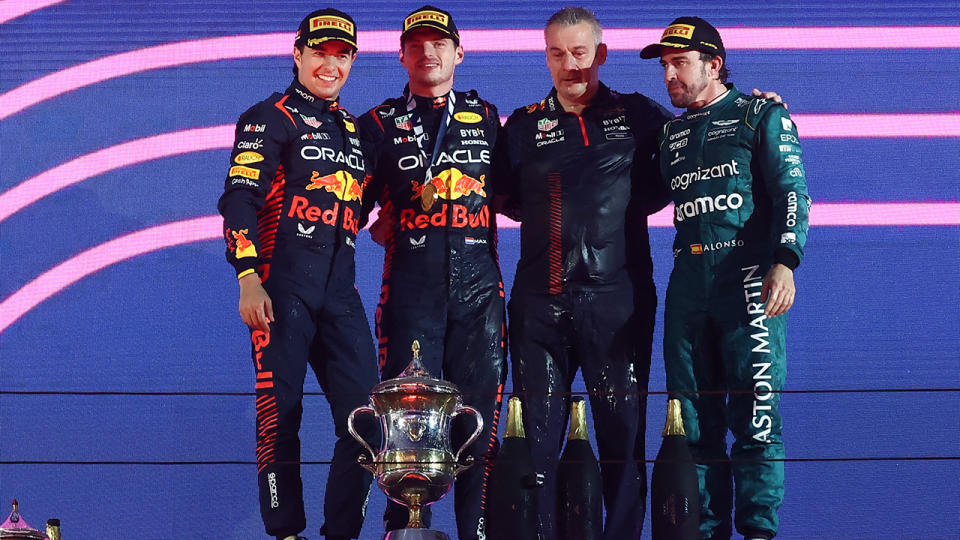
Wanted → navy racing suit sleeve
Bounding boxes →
[750,102,811,269]
[217,102,288,279]
[356,106,390,230]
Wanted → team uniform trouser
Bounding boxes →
[376,276,507,540]
[663,257,786,540]
[509,285,652,540]
[253,271,379,539]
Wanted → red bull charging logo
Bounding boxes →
[306,169,363,202]
[410,167,486,202]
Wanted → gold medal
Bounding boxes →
[421,183,438,211]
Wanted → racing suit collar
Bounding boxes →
[286,78,340,112]
[545,82,613,113]
[683,83,738,118]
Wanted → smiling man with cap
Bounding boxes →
[642,16,811,540]
[218,7,379,540]
[356,5,507,540]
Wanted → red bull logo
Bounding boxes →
[288,196,359,234]
[306,170,363,202]
[400,204,489,231]
[231,229,258,259]
[409,168,486,202]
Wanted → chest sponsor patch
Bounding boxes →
[300,115,321,128]
[538,118,558,132]
[395,115,412,131]
[454,111,483,124]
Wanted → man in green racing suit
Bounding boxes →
[642,17,811,540]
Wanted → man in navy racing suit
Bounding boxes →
[357,6,506,540]
[642,17,811,540]
[217,9,378,540]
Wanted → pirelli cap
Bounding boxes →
[640,16,725,60]
[401,5,460,45]
[295,8,358,50]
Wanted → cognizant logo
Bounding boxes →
[675,193,744,222]
[670,159,740,191]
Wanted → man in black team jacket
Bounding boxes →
[495,7,672,539]
[217,9,378,540]
[357,6,506,540]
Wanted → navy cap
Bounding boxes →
[295,8,358,50]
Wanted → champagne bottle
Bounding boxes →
[46,518,62,540]
[557,396,603,540]
[651,398,700,540]
[484,396,542,540]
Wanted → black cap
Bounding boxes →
[401,5,460,45]
[640,17,725,60]
[295,8,358,50]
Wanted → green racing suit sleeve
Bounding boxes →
[750,102,811,269]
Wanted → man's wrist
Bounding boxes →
[774,247,799,270]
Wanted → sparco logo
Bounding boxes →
[675,193,744,222]
[267,472,279,508]
[742,265,773,443]
[670,159,740,191]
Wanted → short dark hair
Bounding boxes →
[293,44,304,76]
[545,7,602,47]
[700,52,729,83]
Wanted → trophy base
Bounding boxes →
[383,529,451,540]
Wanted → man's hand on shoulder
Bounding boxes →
[760,263,795,317]
[752,88,787,109]
[238,273,274,333]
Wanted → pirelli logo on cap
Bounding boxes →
[662,23,695,40]
[405,10,449,31]
[310,15,354,35]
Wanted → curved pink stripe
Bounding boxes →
[0,216,221,333]
[1,203,956,332]
[2,26,959,120]
[793,113,960,138]
[645,202,960,228]
[0,0,65,24]
[0,125,233,222]
[2,114,958,223]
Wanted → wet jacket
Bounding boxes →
[358,89,502,283]
[497,84,673,294]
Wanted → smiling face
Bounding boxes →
[400,27,463,96]
[544,21,606,109]
[293,40,356,100]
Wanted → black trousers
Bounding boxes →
[508,283,655,540]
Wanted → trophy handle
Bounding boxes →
[347,405,378,474]
[452,405,484,474]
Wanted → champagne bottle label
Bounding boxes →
[566,396,588,441]
[663,398,686,437]
[505,396,526,438]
